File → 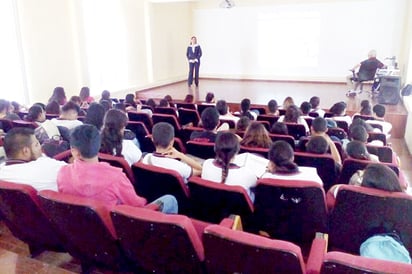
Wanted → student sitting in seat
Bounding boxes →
[190,107,221,142]
[366,104,392,136]
[51,101,83,131]
[240,122,272,149]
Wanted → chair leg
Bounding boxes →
[28,244,45,258]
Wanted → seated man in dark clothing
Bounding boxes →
[190,107,220,142]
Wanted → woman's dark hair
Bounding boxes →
[240,122,272,148]
[236,116,251,131]
[48,86,67,105]
[205,92,215,103]
[362,163,402,192]
[268,140,298,174]
[11,101,21,114]
[124,94,136,107]
[84,103,106,130]
[146,98,157,109]
[268,99,278,114]
[330,102,347,116]
[45,100,60,114]
[100,109,128,157]
[270,122,289,135]
[184,94,194,103]
[79,87,90,101]
[26,105,43,122]
[101,90,111,101]
[214,132,240,184]
[158,99,169,107]
[283,105,301,123]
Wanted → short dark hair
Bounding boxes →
[300,101,312,115]
[101,90,111,100]
[62,101,80,114]
[0,99,11,113]
[373,104,386,118]
[216,100,228,115]
[346,140,369,160]
[240,98,251,112]
[152,122,174,148]
[201,107,219,130]
[4,127,35,159]
[306,136,328,154]
[268,99,278,113]
[309,96,320,108]
[362,163,402,192]
[236,116,251,131]
[70,124,101,158]
[330,102,346,116]
[350,125,368,142]
[26,105,44,122]
[158,99,169,107]
[268,141,298,173]
[84,102,106,129]
[270,122,288,135]
[205,92,215,103]
[311,117,327,133]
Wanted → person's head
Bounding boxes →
[350,125,368,142]
[360,100,372,115]
[124,94,135,105]
[268,99,278,114]
[241,122,272,148]
[373,104,386,118]
[309,96,320,109]
[360,100,371,110]
[152,122,174,149]
[284,105,301,123]
[61,101,80,120]
[100,100,112,112]
[84,102,106,129]
[306,136,329,154]
[270,122,289,135]
[100,109,129,156]
[26,104,46,123]
[190,36,197,45]
[164,95,173,103]
[330,102,347,116]
[184,94,194,103]
[351,117,374,133]
[346,140,370,160]
[45,100,60,115]
[300,101,312,115]
[70,124,101,160]
[11,101,21,114]
[216,100,228,115]
[4,127,42,161]
[101,90,111,100]
[158,99,169,107]
[70,96,82,106]
[49,87,67,105]
[361,163,402,192]
[240,98,251,113]
[79,87,90,101]
[283,97,294,109]
[311,117,327,134]
[368,49,377,58]
[201,107,219,131]
[0,99,12,115]
[205,92,215,103]
[214,131,240,183]
[268,141,298,174]
[236,116,251,131]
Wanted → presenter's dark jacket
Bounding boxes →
[187,45,202,63]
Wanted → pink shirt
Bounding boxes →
[57,159,146,208]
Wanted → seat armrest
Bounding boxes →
[144,203,161,211]
[219,217,235,228]
[306,233,328,274]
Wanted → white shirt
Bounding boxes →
[261,166,323,185]
[120,139,142,166]
[51,118,83,130]
[0,157,67,191]
[142,153,192,183]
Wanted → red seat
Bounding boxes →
[97,153,135,182]
[253,178,328,255]
[38,190,133,273]
[178,107,201,127]
[127,111,153,132]
[175,102,197,110]
[144,135,186,154]
[0,118,13,132]
[0,181,65,256]
[203,224,314,274]
[188,176,254,226]
[180,125,205,143]
[153,106,178,117]
[335,120,349,134]
[196,104,213,116]
[11,120,38,129]
[125,121,151,152]
[269,133,295,149]
[328,185,412,256]
[186,140,216,159]
[368,131,387,145]
[284,122,307,140]
[219,118,236,129]
[366,144,394,163]
[111,205,205,273]
[152,113,182,135]
[132,161,191,214]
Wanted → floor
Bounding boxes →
[0,78,410,273]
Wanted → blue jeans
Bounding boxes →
[150,194,178,214]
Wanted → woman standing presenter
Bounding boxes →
[186,36,202,87]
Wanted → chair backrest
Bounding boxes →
[153,107,178,117]
[294,151,340,191]
[111,205,204,273]
[328,185,412,255]
[125,121,151,152]
[250,106,266,115]
[239,146,269,158]
[269,133,296,149]
[186,140,216,159]
[180,126,205,143]
[132,161,190,214]
[257,114,279,127]
[254,178,328,249]
[284,123,306,140]
[353,114,375,121]
[304,117,313,129]
[196,104,213,116]
[0,181,64,256]
[175,102,197,110]
[127,111,153,132]
[368,132,387,145]
[321,251,412,274]
[97,153,135,182]
[178,108,200,127]
[219,118,236,129]
[308,112,319,118]
[11,120,38,129]
[366,144,394,163]
[0,118,13,132]
[152,113,182,133]
[338,158,399,185]
[326,127,348,140]
[144,135,186,154]
[335,120,349,134]
[38,190,129,272]
[203,224,306,274]
[187,176,254,225]
[53,149,72,162]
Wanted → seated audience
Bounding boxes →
[124,93,137,108]
[267,99,279,116]
[51,101,83,130]
[362,163,403,192]
[360,99,372,116]
[100,109,142,166]
[367,104,392,136]
[300,101,312,118]
[158,98,170,108]
[79,86,94,106]
[0,99,20,120]
[0,127,66,191]
[277,105,310,134]
[26,104,61,142]
[84,102,106,130]
[99,90,112,105]
[163,95,174,107]
[261,140,322,184]
[282,96,295,110]
[203,92,215,105]
[48,86,67,106]
[346,140,379,162]
[11,101,25,116]
[184,94,194,103]
[236,116,251,132]
[306,136,342,172]
[201,132,257,201]
[240,122,272,148]
[239,98,257,120]
[330,101,352,126]
[309,96,325,117]
[69,96,87,116]
[145,98,157,110]
[142,122,202,181]
[45,100,60,115]
[190,107,220,142]
[58,125,177,213]
[270,122,289,135]
[216,99,240,123]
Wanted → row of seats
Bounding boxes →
[1,179,412,273]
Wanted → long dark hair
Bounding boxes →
[214,132,239,183]
[100,109,128,157]
[268,141,298,174]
